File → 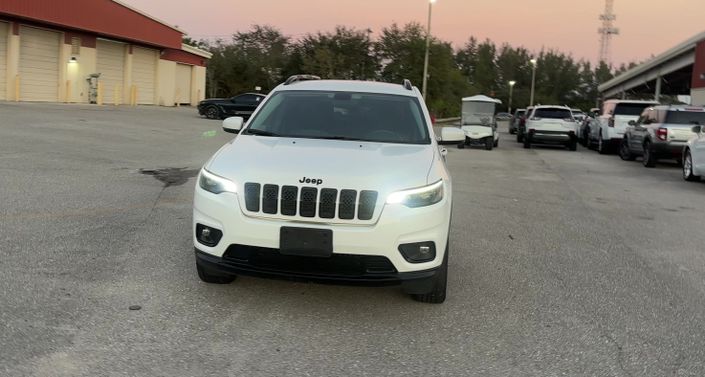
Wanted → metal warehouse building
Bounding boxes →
[0,0,210,106]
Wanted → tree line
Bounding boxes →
[185,23,637,117]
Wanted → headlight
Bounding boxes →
[199,169,237,194]
[386,180,444,208]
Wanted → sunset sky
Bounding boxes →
[124,0,703,66]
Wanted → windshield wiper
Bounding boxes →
[245,129,279,137]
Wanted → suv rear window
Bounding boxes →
[245,91,430,144]
[664,111,705,125]
[614,103,653,116]
[533,108,572,119]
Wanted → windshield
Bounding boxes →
[462,102,496,125]
[615,103,654,116]
[533,108,573,119]
[463,102,495,115]
[665,111,705,125]
[244,91,430,144]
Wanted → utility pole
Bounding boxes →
[529,59,537,107]
[508,81,516,114]
[421,0,436,100]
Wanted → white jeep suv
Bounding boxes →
[193,76,453,303]
[523,105,578,150]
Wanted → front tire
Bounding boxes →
[619,138,635,161]
[642,141,657,167]
[683,150,700,181]
[493,138,499,148]
[485,137,494,150]
[567,139,577,151]
[197,262,236,284]
[204,106,221,120]
[411,244,448,304]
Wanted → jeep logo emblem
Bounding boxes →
[299,177,323,185]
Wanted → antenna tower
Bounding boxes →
[598,0,619,65]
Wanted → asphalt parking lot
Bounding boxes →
[2,102,705,376]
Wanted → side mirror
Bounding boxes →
[223,117,244,134]
[440,148,448,158]
[692,125,702,134]
[628,120,636,126]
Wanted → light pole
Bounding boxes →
[421,0,437,100]
[508,80,516,114]
[529,58,537,107]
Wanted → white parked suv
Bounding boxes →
[193,75,453,303]
[523,105,578,150]
[588,99,659,154]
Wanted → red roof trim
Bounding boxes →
[161,49,208,67]
[0,0,183,49]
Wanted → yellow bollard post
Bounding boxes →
[65,80,71,103]
[15,75,20,101]
[175,88,181,107]
[114,86,120,106]
[97,82,103,105]
[133,86,138,106]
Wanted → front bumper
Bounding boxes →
[195,248,439,292]
[193,187,452,275]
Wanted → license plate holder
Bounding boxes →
[280,227,333,258]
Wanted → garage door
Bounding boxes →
[131,46,157,105]
[0,22,8,101]
[175,64,192,105]
[19,26,60,102]
[96,40,125,105]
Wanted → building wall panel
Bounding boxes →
[19,25,60,102]
[175,63,192,105]
[0,22,8,100]
[96,39,125,104]
[692,41,705,90]
[132,46,156,105]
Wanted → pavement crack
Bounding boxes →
[603,332,631,377]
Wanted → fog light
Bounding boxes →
[398,241,436,263]
[196,224,222,247]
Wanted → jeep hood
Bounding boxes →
[206,135,436,194]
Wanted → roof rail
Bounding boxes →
[402,79,413,91]
[284,74,322,85]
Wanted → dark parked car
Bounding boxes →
[198,93,266,120]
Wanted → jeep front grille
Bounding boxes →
[244,183,378,221]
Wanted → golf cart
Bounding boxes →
[442,95,501,150]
